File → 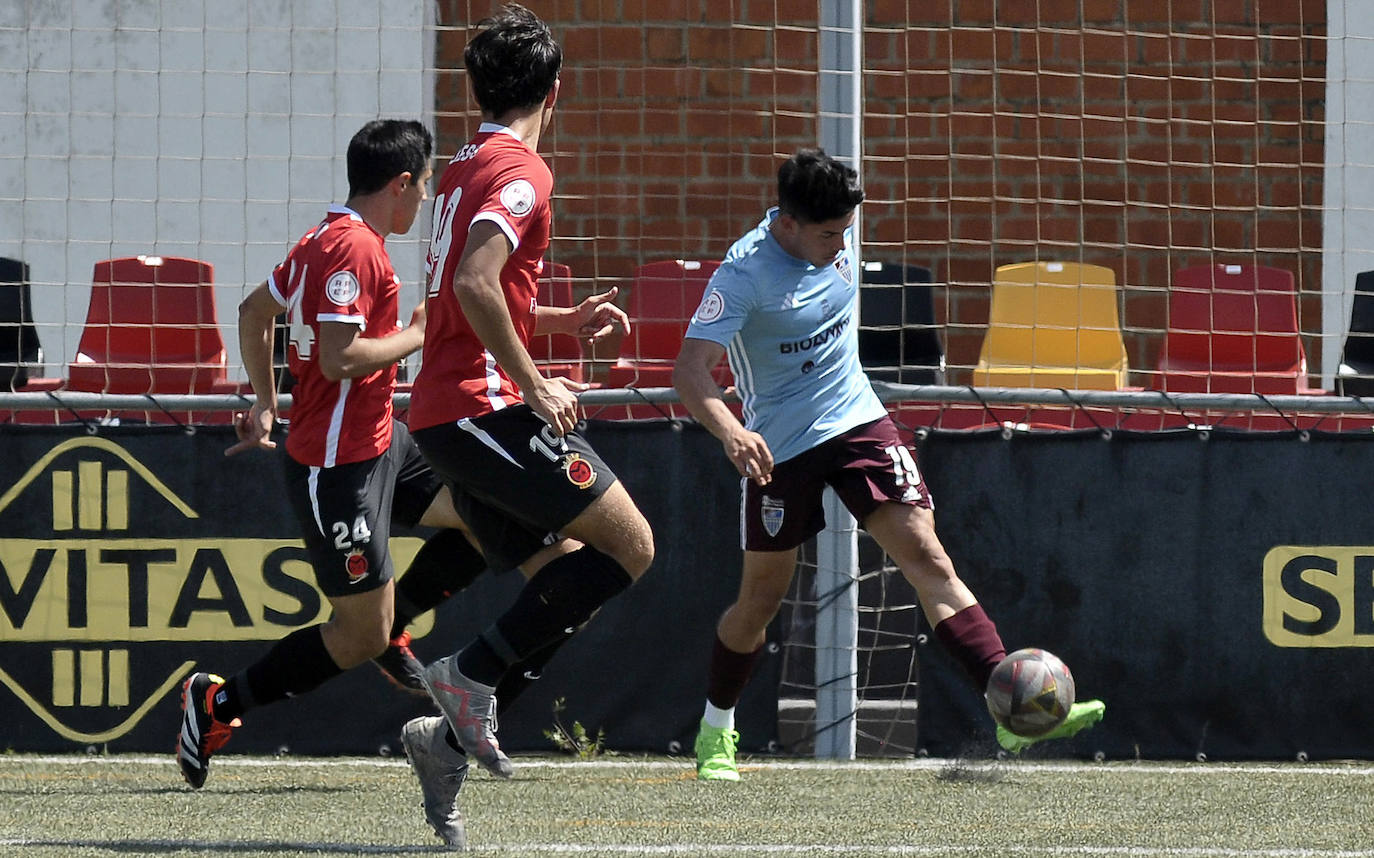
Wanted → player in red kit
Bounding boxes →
[403,4,654,817]
[175,122,501,847]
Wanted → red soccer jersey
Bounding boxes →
[267,206,401,467]
[408,124,553,430]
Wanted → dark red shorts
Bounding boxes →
[741,416,932,552]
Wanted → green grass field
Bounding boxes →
[3,753,1373,857]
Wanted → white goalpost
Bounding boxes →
[811,0,864,761]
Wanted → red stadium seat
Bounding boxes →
[528,262,585,383]
[64,255,231,423]
[606,259,732,391]
[68,255,227,394]
[597,259,734,419]
[1156,263,1321,395]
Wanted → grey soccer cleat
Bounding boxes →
[420,656,514,778]
[401,715,469,848]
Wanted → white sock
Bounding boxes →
[703,701,735,730]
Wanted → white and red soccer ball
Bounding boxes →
[984,648,1075,737]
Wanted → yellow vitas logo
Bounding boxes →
[0,537,426,641]
[0,436,430,743]
[1263,546,1374,647]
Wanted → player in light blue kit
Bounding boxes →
[673,148,1104,779]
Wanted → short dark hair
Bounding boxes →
[464,3,562,119]
[777,148,865,224]
[347,119,433,198]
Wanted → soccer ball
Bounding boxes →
[984,648,1075,737]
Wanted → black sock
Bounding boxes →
[457,546,631,686]
[392,529,486,637]
[443,726,469,755]
[494,624,580,716]
[209,676,247,722]
[215,625,343,721]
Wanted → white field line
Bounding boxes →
[481,848,1374,857]
[3,754,1374,778]
[1,839,1372,857]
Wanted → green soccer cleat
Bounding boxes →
[997,698,1106,754]
[694,719,741,781]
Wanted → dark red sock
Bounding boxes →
[933,602,1007,690]
[705,635,763,710]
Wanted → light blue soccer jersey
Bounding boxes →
[685,208,887,464]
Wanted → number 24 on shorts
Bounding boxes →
[331,515,373,549]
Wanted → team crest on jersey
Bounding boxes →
[325,270,361,305]
[564,454,596,489]
[501,179,536,217]
[345,548,369,584]
[694,289,725,324]
[834,255,853,283]
[760,494,785,537]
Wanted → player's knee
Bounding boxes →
[901,550,960,590]
[364,624,392,658]
[735,591,785,626]
[601,523,654,580]
[888,524,954,577]
[619,537,654,580]
[325,615,391,667]
[349,629,391,667]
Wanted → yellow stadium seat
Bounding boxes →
[972,261,1128,390]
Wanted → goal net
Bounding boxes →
[1,1,1369,758]
[777,526,925,757]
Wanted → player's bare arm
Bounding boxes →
[453,220,580,436]
[317,303,425,382]
[533,285,631,346]
[673,337,773,485]
[226,282,286,457]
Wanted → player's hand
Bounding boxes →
[407,301,427,335]
[550,375,600,392]
[573,286,631,345]
[225,402,278,456]
[528,377,581,437]
[725,429,773,486]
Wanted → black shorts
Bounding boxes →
[390,421,446,529]
[742,416,933,552]
[413,405,617,572]
[283,420,443,597]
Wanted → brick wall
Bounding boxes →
[433,0,1327,385]
[434,0,816,282]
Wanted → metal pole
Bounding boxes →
[814,487,859,759]
[812,0,863,761]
